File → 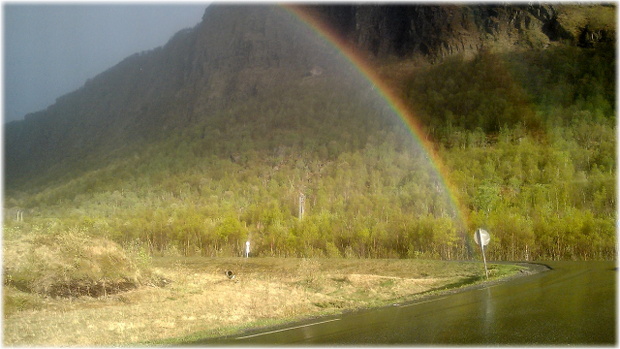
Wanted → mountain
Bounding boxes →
[6,5,334,189]
[4,4,615,260]
[6,4,614,190]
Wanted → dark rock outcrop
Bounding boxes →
[303,4,614,61]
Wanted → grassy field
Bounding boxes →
[3,257,526,346]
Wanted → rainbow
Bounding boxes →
[285,5,470,232]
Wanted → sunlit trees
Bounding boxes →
[4,46,615,261]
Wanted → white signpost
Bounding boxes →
[245,240,250,258]
[299,192,305,220]
[474,228,490,279]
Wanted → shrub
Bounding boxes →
[4,230,162,297]
[298,258,322,287]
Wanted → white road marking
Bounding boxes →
[400,297,448,308]
[236,318,341,340]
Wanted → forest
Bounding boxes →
[4,44,616,261]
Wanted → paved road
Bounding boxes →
[204,261,616,345]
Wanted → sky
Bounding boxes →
[3,3,209,123]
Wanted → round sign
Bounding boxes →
[474,228,490,246]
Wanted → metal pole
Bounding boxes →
[477,229,489,279]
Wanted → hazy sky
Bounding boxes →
[4,3,208,123]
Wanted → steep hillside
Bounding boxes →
[4,4,616,260]
[5,5,340,189]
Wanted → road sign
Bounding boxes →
[474,228,490,279]
[474,228,490,246]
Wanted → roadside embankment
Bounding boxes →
[3,257,530,346]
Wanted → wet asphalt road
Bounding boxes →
[202,261,616,345]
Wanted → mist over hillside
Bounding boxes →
[4,4,615,261]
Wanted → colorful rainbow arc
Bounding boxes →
[286,5,470,232]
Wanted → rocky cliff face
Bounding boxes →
[304,4,615,61]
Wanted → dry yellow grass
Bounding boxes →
[3,231,155,298]
[3,257,520,346]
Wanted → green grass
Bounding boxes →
[3,287,44,316]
